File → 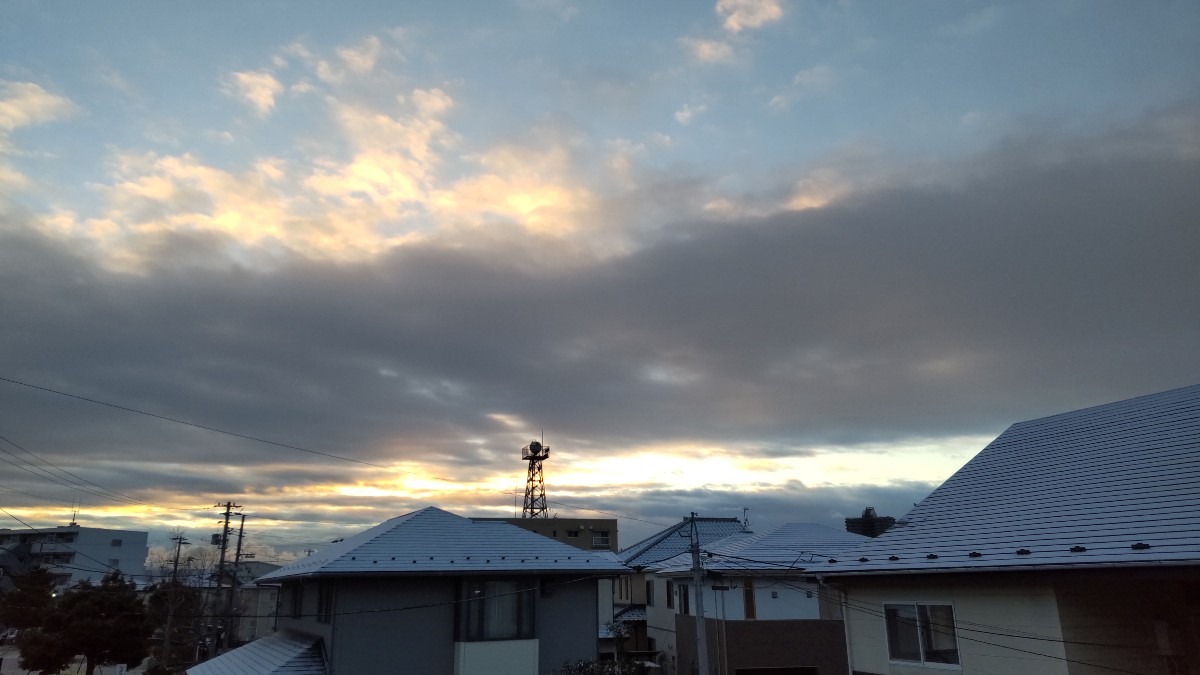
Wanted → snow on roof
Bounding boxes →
[256,507,628,583]
[619,517,745,568]
[614,604,647,622]
[653,523,867,575]
[186,631,325,675]
[816,384,1200,576]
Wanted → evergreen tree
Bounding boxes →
[0,566,56,630]
[15,572,153,675]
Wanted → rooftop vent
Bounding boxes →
[827,558,838,563]
[968,552,982,558]
[888,556,900,561]
[1131,542,1151,550]
[926,554,939,560]
[1070,546,1087,553]
[1016,548,1031,555]
[858,557,869,562]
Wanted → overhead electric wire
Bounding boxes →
[0,483,85,505]
[0,432,153,507]
[0,374,674,530]
[0,507,122,575]
[0,375,399,471]
[0,443,134,506]
[696,550,1161,670]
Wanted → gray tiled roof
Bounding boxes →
[186,632,325,675]
[619,517,746,568]
[816,384,1200,576]
[257,507,628,583]
[654,523,867,574]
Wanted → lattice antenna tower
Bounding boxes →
[521,439,550,518]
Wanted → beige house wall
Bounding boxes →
[838,577,1068,675]
[1055,571,1200,675]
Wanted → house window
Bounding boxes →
[666,580,675,609]
[111,539,123,547]
[743,577,756,619]
[885,603,960,665]
[316,582,334,623]
[592,530,611,549]
[646,580,654,607]
[678,583,690,615]
[108,559,121,569]
[458,578,536,641]
[567,530,580,538]
[290,584,304,618]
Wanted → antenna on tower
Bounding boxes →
[521,439,550,518]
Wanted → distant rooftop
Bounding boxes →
[187,631,325,675]
[619,516,746,568]
[654,522,867,574]
[816,384,1200,575]
[257,506,628,583]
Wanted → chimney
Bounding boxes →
[845,506,896,537]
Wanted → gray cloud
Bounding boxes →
[1,101,1198,551]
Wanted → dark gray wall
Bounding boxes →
[270,575,603,674]
[275,580,334,656]
[537,576,601,675]
[331,577,457,674]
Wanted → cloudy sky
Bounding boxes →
[1,1,1198,565]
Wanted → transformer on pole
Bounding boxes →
[521,440,550,518]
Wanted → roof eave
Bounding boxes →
[815,558,1200,579]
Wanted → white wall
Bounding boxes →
[751,578,821,620]
[840,578,1069,675]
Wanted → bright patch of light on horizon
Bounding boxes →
[549,436,988,491]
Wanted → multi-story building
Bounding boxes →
[0,524,149,588]
[476,517,619,552]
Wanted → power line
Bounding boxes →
[0,432,154,507]
[0,375,398,471]
[695,551,1159,670]
[0,507,123,577]
[0,374,675,530]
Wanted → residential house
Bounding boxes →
[604,516,746,668]
[0,524,148,588]
[230,561,282,644]
[651,522,866,675]
[188,506,629,675]
[816,384,1200,675]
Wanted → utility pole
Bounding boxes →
[162,535,189,666]
[226,513,247,649]
[689,513,710,675]
[210,501,240,657]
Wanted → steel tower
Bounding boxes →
[521,440,550,518]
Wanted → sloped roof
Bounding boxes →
[614,604,647,622]
[654,523,867,574]
[816,384,1200,576]
[619,517,745,568]
[257,507,627,583]
[186,631,325,675]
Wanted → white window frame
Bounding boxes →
[884,601,961,669]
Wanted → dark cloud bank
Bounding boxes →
[1,103,1198,548]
